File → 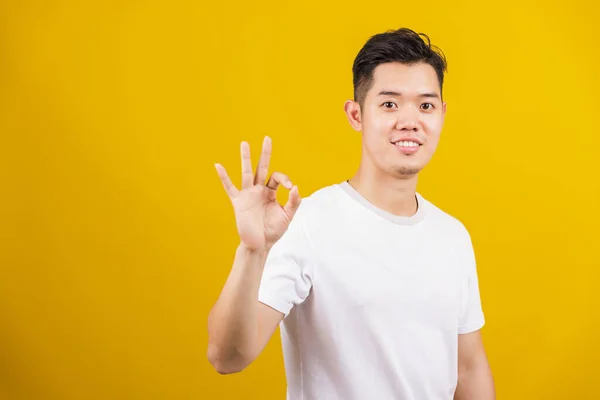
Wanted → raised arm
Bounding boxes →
[207,137,301,374]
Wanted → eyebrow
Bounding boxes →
[378,91,440,99]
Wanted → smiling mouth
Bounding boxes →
[391,140,422,155]
[391,140,422,148]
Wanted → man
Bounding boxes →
[208,28,495,400]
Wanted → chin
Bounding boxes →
[392,165,423,176]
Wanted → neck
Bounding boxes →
[348,165,419,217]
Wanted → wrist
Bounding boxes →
[237,242,270,257]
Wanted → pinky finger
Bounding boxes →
[215,163,239,198]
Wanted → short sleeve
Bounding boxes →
[258,202,314,318]
[458,227,486,334]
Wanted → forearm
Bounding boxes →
[454,361,495,400]
[207,244,269,371]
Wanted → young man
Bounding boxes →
[208,28,495,400]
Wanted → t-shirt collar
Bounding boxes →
[337,181,426,226]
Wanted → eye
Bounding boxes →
[420,103,435,111]
[382,101,397,109]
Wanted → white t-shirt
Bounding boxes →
[258,181,485,400]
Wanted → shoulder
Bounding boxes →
[267,184,342,256]
[420,194,472,243]
[420,196,478,272]
[294,183,344,217]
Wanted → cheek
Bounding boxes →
[377,114,397,131]
[423,118,443,140]
[364,112,395,135]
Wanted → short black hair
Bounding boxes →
[352,28,448,106]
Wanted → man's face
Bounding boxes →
[347,62,446,177]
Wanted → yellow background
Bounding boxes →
[1,1,599,399]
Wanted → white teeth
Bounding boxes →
[395,141,420,147]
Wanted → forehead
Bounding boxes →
[368,62,440,97]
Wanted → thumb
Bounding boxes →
[283,185,301,219]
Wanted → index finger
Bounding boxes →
[254,136,272,185]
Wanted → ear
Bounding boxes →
[344,100,362,132]
[442,101,447,123]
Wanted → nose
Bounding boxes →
[395,107,419,132]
